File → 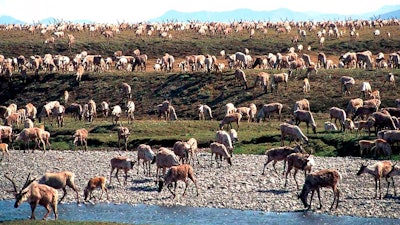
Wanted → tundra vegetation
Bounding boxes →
[2,19,400,225]
[0,22,399,159]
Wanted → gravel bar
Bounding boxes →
[1,149,400,219]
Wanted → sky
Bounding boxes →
[1,0,399,23]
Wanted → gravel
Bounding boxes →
[1,149,400,219]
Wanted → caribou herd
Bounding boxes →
[1,17,400,219]
[0,17,400,79]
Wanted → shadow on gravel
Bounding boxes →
[132,178,153,184]
[258,189,290,195]
[344,196,372,200]
[384,194,400,200]
[345,194,400,200]
[129,186,157,192]
[107,186,117,190]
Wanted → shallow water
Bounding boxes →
[0,200,399,225]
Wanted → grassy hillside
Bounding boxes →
[1,24,400,60]
[0,25,399,158]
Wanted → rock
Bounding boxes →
[1,150,399,218]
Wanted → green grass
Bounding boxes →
[1,24,400,160]
[8,115,400,159]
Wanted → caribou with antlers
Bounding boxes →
[4,173,59,220]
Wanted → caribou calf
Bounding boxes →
[84,176,109,201]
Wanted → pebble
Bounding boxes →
[1,150,400,218]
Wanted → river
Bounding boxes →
[1,200,399,224]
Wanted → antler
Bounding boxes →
[4,174,18,193]
[21,173,35,190]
